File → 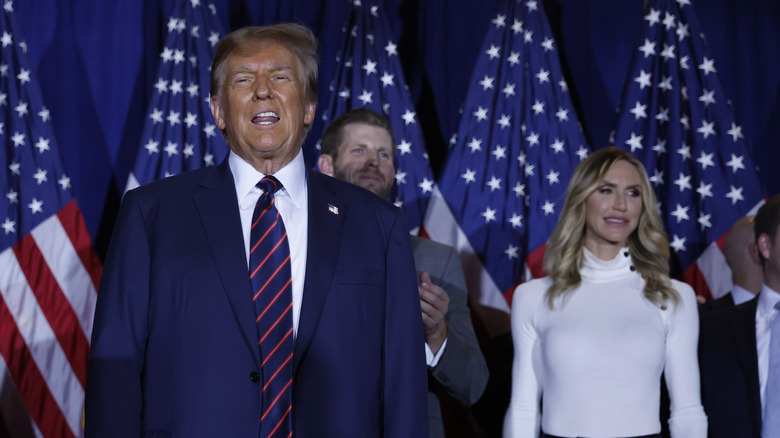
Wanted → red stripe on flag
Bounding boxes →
[682,262,713,301]
[57,200,102,292]
[714,230,729,252]
[502,282,519,308]
[0,295,76,438]
[12,235,90,387]
[526,244,547,279]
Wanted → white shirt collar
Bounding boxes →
[758,283,780,317]
[731,284,756,305]
[229,148,307,208]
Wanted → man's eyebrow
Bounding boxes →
[228,63,293,77]
[227,66,254,78]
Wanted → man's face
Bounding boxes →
[210,41,316,172]
[324,123,395,199]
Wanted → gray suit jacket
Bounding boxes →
[411,236,489,438]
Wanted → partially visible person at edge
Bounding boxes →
[85,23,427,437]
[700,215,762,314]
[503,147,707,438]
[318,107,489,438]
[699,196,780,438]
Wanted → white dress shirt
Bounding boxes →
[757,284,780,410]
[229,149,308,339]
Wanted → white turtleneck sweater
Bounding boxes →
[503,248,707,438]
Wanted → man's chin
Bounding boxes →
[357,181,391,200]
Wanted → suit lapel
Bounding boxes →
[730,298,761,424]
[293,169,345,372]
[193,160,261,367]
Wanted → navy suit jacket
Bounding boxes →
[699,292,735,316]
[85,160,428,437]
[698,296,762,438]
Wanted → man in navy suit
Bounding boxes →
[85,24,428,437]
[317,108,489,438]
[699,197,780,438]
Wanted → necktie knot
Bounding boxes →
[258,176,282,195]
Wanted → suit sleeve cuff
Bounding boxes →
[425,337,448,367]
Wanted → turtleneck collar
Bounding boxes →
[580,247,635,282]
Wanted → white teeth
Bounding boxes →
[606,218,626,223]
[256,111,279,118]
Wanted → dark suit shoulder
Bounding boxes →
[699,292,735,316]
[700,295,758,339]
[308,170,399,214]
[127,162,226,202]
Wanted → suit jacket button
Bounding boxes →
[250,372,260,383]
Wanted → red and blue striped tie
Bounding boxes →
[250,176,293,438]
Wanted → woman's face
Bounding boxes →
[583,160,643,260]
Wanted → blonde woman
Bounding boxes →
[504,147,707,438]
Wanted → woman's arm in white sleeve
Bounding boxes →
[664,280,708,438]
[503,281,544,438]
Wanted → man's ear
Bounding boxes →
[210,96,225,130]
[758,233,772,261]
[318,154,335,176]
[748,241,762,265]
[304,101,317,127]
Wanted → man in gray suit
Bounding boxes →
[318,108,489,438]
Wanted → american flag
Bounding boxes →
[610,0,764,300]
[126,0,228,192]
[0,1,102,437]
[313,0,435,233]
[423,0,590,312]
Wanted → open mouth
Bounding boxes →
[252,111,280,125]
[605,217,628,224]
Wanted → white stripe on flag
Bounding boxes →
[31,214,98,339]
[423,186,509,312]
[0,247,85,437]
[697,241,731,300]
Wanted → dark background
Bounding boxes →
[14,0,780,259]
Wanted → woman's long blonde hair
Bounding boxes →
[543,147,679,309]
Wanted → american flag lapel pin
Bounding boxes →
[328,204,339,215]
